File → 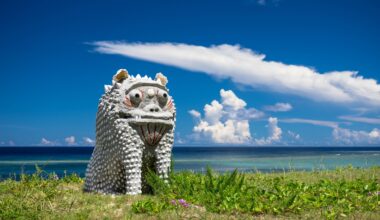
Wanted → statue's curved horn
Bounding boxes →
[155,72,168,86]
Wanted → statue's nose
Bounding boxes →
[147,88,155,98]
[144,104,161,113]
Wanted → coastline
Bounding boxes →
[1,146,380,181]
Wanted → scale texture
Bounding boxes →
[84,69,175,195]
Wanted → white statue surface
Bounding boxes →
[84,69,175,195]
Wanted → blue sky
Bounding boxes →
[1,0,379,146]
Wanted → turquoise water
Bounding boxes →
[173,147,380,172]
[0,146,379,179]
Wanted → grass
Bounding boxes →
[0,166,379,219]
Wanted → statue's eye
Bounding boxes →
[129,89,143,106]
[158,90,168,107]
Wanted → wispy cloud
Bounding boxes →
[281,118,339,128]
[264,102,292,112]
[188,109,201,119]
[287,131,301,140]
[40,138,58,146]
[39,136,94,146]
[83,137,95,145]
[339,116,380,125]
[282,117,380,145]
[64,136,77,146]
[333,127,380,145]
[92,42,380,107]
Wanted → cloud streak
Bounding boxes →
[281,118,339,128]
[281,118,380,145]
[264,102,293,112]
[93,41,380,107]
[339,116,380,125]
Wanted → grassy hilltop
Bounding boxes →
[0,167,379,220]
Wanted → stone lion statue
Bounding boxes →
[84,69,175,195]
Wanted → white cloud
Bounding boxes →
[189,89,283,145]
[268,117,282,141]
[255,117,283,145]
[8,140,15,146]
[40,138,56,146]
[264,102,293,112]
[204,100,224,124]
[333,127,380,145]
[287,130,301,140]
[83,137,95,145]
[280,116,380,145]
[188,109,201,119]
[65,136,76,146]
[194,120,251,144]
[191,89,256,144]
[369,129,380,139]
[281,118,339,128]
[220,89,247,110]
[176,138,185,144]
[339,116,380,125]
[93,42,380,107]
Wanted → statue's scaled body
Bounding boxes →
[84,69,175,195]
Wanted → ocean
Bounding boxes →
[0,146,379,180]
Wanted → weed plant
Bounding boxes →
[140,166,380,219]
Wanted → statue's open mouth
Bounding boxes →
[119,111,174,146]
[132,121,172,146]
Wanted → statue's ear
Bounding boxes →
[113,69,129,83]
[155,72,168,86]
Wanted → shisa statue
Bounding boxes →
[84,69,175,195]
